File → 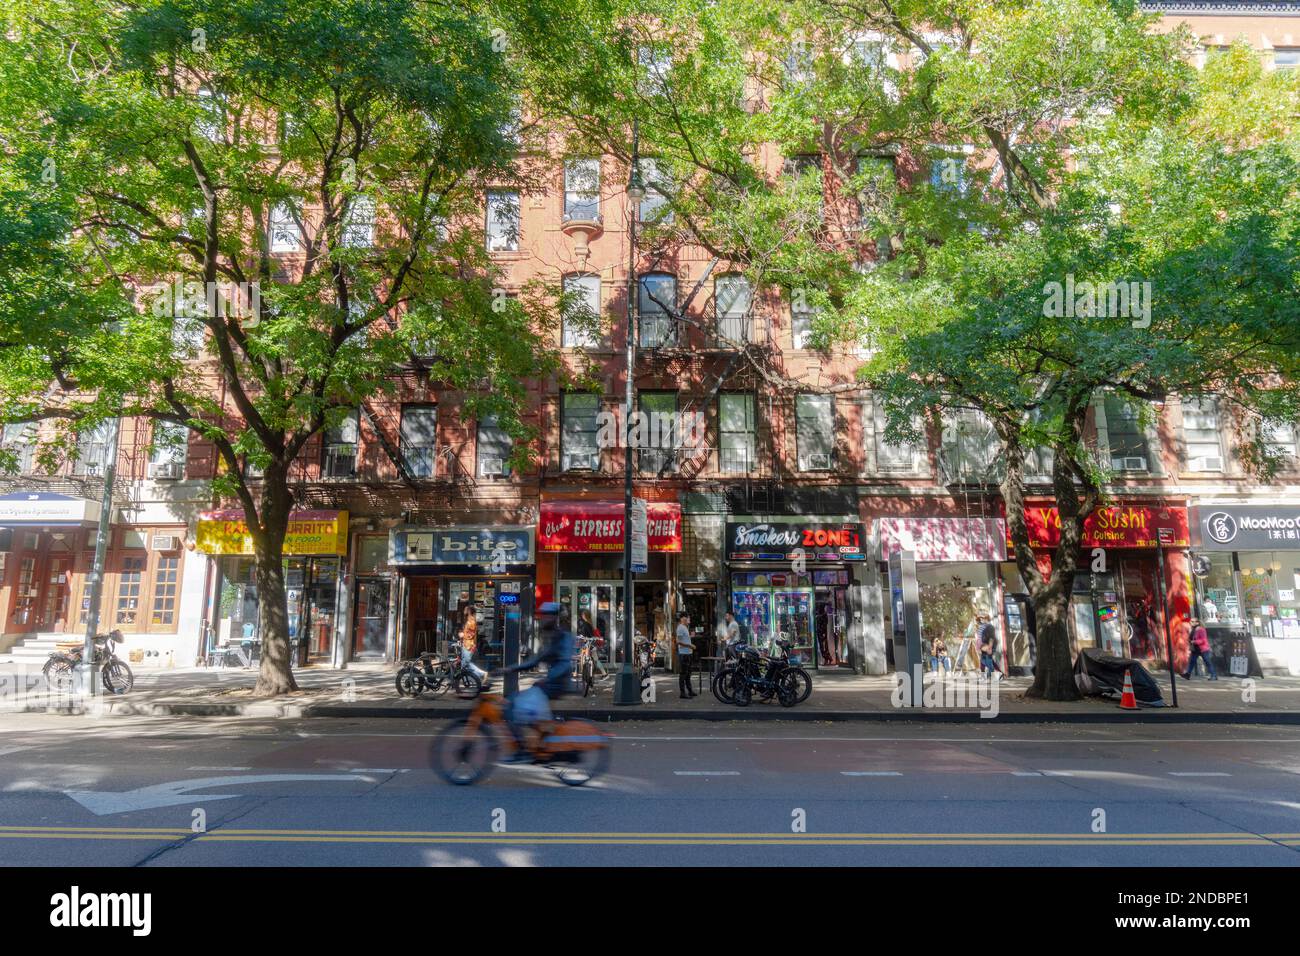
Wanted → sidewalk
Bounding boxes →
[4,661,1299,723]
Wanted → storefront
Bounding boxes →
[197,509,349,663]
[538,500,681,665]
[1189,503,1300,676]
[876,516,1009,673]
[1016,503,1191,667]
[725,520,868,668]
[389,525,535,668]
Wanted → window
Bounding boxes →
[562,393,601,471]
[638,158,673,223]
[400,405,437,478]
[942,408,999,481]
[638,273,676,347]
[637,45,672,96]
[1103,395,1153,473]
[477,414,513,477]
[872,399,925,474]
[857,154,896,255]
[784,153,824,220]
[341,196,375,248]
[1274,48,1299,70]
[486,190,520,252]
[796,394,835,471]
[149,421,188,479]
[564,159,600,222]
[1,423,36,474]
[562,274,601,348]
[269,202,302,253]
[847,32,899,99]
[783,40,813,85]
[322,409,359,478]
[195,88,224,141]
[639,391,678,476]
[719,393,756,474]
[116,556,144,626]
[1182,396,1224,472]
[74,421,113,476]
[715,274,752,343]
[172,313,205,353]
[151,556,179,626]
[791,294,816,349]
[930,145,973,196]
[1264,420,1298,459]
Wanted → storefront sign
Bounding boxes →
[196,510,349,556]
[630,498,648,573]
[1190,503,1300,550]
[389,526,534,566]
[1019,505,1189,550]
[0,492,99,527]
[538,501,682,553]
[877,517,1007,563]
[725,521,867,561]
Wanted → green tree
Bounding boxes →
[0,0,566,694]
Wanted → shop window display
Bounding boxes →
[1238,551,1300,641]
[1193,552,1241,625]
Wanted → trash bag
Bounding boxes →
[510,685,553,724]
[1073,648,1165,706]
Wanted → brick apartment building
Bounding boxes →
[2,1,1298,678]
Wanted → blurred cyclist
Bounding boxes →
[503,601,576,756]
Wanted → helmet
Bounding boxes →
[538,601,562,615]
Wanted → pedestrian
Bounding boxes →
[1182,617,1218,680]
[578,610,607,676]
[930,636,952,674]
[675,611,696,698]
[459,605,491,690]
[976,612,1002,680]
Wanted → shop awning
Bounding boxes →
[196,509,349,556]
[538,500,682,553]
[1016,505,1188,550]
[0,492,99,527]
[877,516,1007,562]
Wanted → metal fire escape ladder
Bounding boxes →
[360,401,418,488]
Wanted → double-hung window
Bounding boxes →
[719,394,756,474]
[564,159,600,222]
[477,415,513,477]
[486,190,520,252]
[796,394,835,471]
[715,274,752,343]
[562,274,601,348]
[400,405,437,478]
[562,393,601,471]
[1182,397,1224,472]
[322,409,359,478]
[638,274,676,347]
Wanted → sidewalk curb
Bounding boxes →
[11,700,1300,724]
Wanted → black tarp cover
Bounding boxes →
[1072,648,1166,706]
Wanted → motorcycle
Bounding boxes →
[43,629,134,695]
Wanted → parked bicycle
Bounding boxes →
[572,635,606,697]
[712,639,810,707]
[42,630,134,695]
[395,642,482,699]
[429,679,611,787]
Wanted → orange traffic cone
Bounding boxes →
[1119,668,1138,711]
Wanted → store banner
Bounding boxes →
[538,501,682,553]
[876,517,1007,562]
[1018,505,1189,550]
[389,526,534,565]
[1190,503,1300,550]
[0,492,99,526]
[726,521,868,561]
[196,510,349,556]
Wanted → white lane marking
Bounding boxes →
[1011,771,1043,776]
[0,746,33,757]
[673,771,740,776]
[841,771,903,777]
[65,773,367,815]
[1168,772,1232,777]
[347,768,406,773]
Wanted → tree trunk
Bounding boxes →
[1027,580,1080,700]
[251,478,298,696]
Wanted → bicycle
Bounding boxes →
[42,629,134,695]
[572,636,604,697]
[429,682,611,787]
[395,642,482,699]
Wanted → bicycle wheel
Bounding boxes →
[776,672,799,708]
[788,667,813,703]
[44,655,75,694]
[582,658,595,697]
[454,671,482,699]
[546,722,611,787]
[731,679,752,707]
[395,665,421,698]
[103,659,134,695]
[424,666,450,697]
[711,666,736,704]
[431,719,499,785]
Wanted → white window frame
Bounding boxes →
[1,423,37,474]
[73,421,114,476]
[486,189,520,252]
[1182,396,1225,472]
[719,393,756,475]
[477,414,513,478]
[341,196,376,249]
[638,273,677,347]
[796,394,835,472]
[148,421,188,479]
[870,398,926,475]
[715,274,752,343]
[322,409,359,478]
[845,31,900,100]
[400,404,438,479]
[562,393,601,471]
[638,158,673,223]
[562,274,601,349]
[269,201,303,253]
[563,159,601,222]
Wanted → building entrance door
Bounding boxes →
[40,554,74,632]
[352,577,390,659]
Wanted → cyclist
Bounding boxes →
[504,601,576,755]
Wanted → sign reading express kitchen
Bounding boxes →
[725,522,867,561]
[1191,504,1300,550]
[538,501,682,553]
[196,510,349,556]
[1018,505,1189,550]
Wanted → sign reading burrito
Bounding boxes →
[390,526,534,566]
[196,510,348,556]
[725,521,867,561]
[1191,504,1300,550]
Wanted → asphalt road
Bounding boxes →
[2,714,1299,866]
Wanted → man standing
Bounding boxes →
[976,612,1002,681]
[676,611,696,698]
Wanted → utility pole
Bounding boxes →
[615,120,645,706]
[78,417,120,697]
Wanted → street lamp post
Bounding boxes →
[614,122,646,706]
